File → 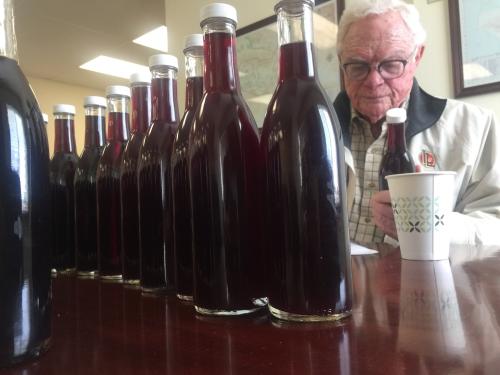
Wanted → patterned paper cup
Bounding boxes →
[386,172,456,260]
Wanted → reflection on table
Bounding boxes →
[4,243,500,374]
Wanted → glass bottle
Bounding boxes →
[137,55,179,294]
[379,108,415,190]
[0,0,51,365]
[96,86,130,281]
[189,3,265,315]
[260,0,352,322]
[120,72,152,286]
[171,34,204,301]
[74,96,107,278]
[50,104,78,275]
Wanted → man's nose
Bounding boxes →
[363,66,385,86]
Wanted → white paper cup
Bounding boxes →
[386,172,456,260]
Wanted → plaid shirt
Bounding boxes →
[348,101,410,243]
[349,112,387,243]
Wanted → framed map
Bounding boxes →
[449,0,500,97]
[236,0,345,127]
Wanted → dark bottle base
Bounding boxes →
[0,337,51,368]
[51,268,76,277]
[141,286,170,296]
[76,270,98,279]
[177,294,193,302]
[99,274,123,283]
[194,298,268,316]
[269,304,351,323]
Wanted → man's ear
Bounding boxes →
[414,45,425,66]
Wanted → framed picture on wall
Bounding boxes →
[236,0,345,127]
[449,0,500,97]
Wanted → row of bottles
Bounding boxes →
[47,0,352,324]
[1,0,419,367]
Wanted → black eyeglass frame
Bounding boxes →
[341,47,418,81]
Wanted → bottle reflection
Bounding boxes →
[397,260,465,360]
[191,314,268,374]
[75,278,100,374]
[270,320,352,375]
[51,276,77,373]
[139,294,168,373]
[120,286,142,375]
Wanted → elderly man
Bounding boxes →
[333,0,500,245]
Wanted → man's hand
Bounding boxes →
[371,190,398,240]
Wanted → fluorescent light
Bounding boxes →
[133,26,168,52]
[80,56,149,79]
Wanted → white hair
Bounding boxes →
[336,0,427,54]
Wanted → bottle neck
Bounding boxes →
[151,67,179,123]
[387,122,408,154]
[202,21,240,92]
[107,96,130,142]
[131,83,151,134]
[184,47,204,109]
[276,2,316,80]
[0,0,18,60]
[84,106,106,147]
[53,114,76,153]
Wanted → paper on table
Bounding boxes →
[351,242,378,255]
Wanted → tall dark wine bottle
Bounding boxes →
[171,34,204,301]
[0,0,51,366]
[120,72,151,286]
[50,104,78,275]
[137,55,179,294]
[379,108,415,190]
[189,3,265,315]
[261,0,352,322]
[74,96,107,277]
[96,86,130,281]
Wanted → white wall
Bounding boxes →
[164,0,274,110]
[165,0,500,120]
[28,76,104,156]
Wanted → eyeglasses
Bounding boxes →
[342,47,418,81]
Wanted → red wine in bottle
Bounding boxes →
[379,107,415,190]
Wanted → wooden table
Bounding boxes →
[4,244,500,374]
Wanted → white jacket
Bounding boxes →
[334,80,500,246]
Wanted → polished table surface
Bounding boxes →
[4,244,500,374]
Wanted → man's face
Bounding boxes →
[340,11,424,125]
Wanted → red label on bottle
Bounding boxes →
[419,150,436,168]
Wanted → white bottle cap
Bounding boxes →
[275,0,315,10]
[200,3,238,26]
[149,54,179,71]
[84,96,107,108]
[386,108,407,123]
[106,85,131,98]
[53,104,76,115]
[42,113,49,124]
[130,71,152,85]
[184,34,204,51]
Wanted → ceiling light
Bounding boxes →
[133,26,168,52]
[79,56,150,79]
